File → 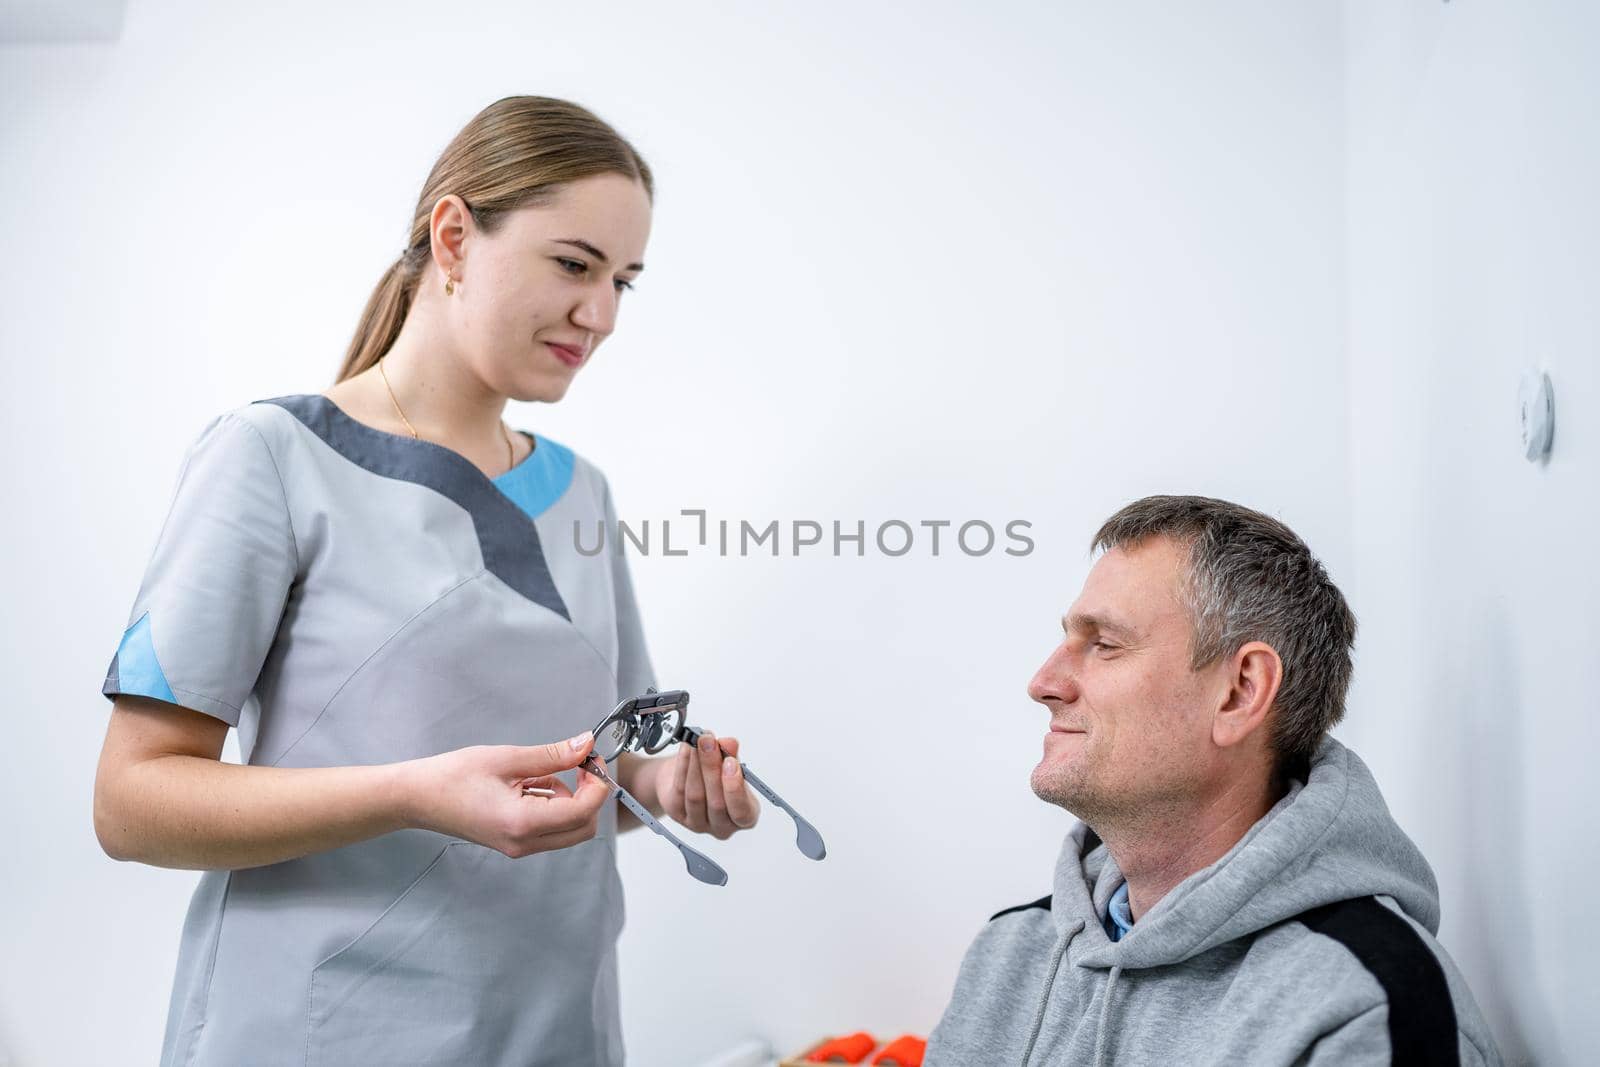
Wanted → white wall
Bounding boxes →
[1,3,1348,1064]
[1343,2,1600,1063]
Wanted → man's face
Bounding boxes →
[1027,536,1222,823]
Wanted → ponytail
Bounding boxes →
[335,250,419,384]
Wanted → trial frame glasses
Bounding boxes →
[581,688,828,886]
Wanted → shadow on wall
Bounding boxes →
[1445,597,1552,1065]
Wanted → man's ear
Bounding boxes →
[1212,641,1283,750]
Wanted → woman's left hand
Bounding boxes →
[657,732,761,839]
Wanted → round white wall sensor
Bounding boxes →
[1518,370,1555,461]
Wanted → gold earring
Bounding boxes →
[444,273,456,296]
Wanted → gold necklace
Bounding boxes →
[378,358,516,474]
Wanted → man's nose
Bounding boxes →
[1027,642,1079,705]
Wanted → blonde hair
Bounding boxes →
[336,95,653,384]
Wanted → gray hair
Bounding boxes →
[1092,495,1357,774]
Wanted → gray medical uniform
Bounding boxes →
[101,394,655,1066]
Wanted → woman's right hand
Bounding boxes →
[401,732,612,858]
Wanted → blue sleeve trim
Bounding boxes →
[103,611,177,704]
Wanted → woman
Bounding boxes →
[93,95,760,1066]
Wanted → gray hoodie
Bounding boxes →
[925,738,1502,1066]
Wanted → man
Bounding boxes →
[925,496,1501,1066]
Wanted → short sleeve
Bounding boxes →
[101,411,298,726]
[599,475,656,700]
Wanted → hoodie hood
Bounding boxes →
[1060,736,1441,971]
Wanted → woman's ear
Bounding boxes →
[429,194,472,278]
[1213,641,1283,750]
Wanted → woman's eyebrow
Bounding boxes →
[553,238,644,273]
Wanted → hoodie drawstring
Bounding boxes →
[1020,922,1084,1067]
[1092,964,1123,1067]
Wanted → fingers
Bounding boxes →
[693,731,738,838]
[526,789,603,832]
[719,745,761,831]
[658,733,760,838]
[571,761,613,809]
[663,738,691,818]
[502,806,601,857]
[513,774,573,799]
[682,736,709,829]
[521,822,600,855]
[502,732,594,781]
[517,763,607,826]
[500,771,608,857]
[700,734,759,835]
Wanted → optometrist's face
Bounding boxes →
[1026,536,1219,823]
[457,172,652,403]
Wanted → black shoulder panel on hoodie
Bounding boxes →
[1296,896,1460,1066]
[989,894,1052,922]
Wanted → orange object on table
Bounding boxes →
[805,1031,877,1063]
[871,1035,927,1067]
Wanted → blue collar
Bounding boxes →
[1104,880,1135,942]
